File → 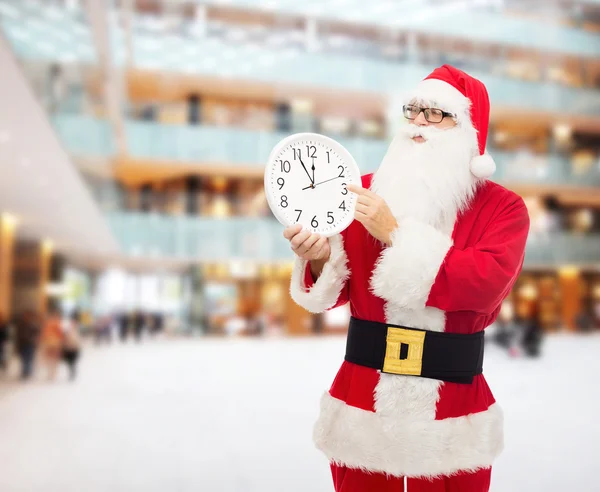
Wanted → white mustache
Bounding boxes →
[398,125,448,141]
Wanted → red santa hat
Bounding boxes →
[406,64,496,179]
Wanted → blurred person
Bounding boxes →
[149,312,164,337]
[520,302,543,358]
[132,311,145,342]
[118,311,129,343]
[93,315,111,345]
[0,312,9,371]
[285,66,529,492]
[575,307,594,333]
[492,301,521,357]
[41,308,64,381]
[541,195,563,234]
[46,63,66,113]
[15,310,41,380]
[62,311,81,381]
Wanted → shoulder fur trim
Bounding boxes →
[289,234,350,314]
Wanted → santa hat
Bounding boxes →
[406,65,496,179]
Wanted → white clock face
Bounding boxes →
[264,133,361,237]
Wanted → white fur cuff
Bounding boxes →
[371,218,452,309]
[289,234,350,313]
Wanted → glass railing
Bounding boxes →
[107,213,290,260]
[524,233,600,266]
[53,114,600,187]
[53,113,115,157]
[106,212,600,265]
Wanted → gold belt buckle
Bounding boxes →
[382,327,425,376]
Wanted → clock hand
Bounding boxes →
[302,176,342,190]
[311,162,315,185]
[298,156,314,184]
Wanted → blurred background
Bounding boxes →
[0,1,599,491]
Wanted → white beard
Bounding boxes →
[371,124,480,234]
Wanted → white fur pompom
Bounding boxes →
[470,153,496,179]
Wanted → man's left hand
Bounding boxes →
[347,184,398,246]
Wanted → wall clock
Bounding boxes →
[264,133,361,237]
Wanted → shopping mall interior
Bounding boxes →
[0,1,599,491]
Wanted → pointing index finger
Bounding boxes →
[347,184,375,198]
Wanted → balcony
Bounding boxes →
[190,1,600,58]
[2,0,600,61]
[107,212,600,267]
[3,7,600,118]
[53,114,600,187]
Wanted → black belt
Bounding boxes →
[345,317,484,384]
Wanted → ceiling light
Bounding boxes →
[42,239,54,253]
[225,28,247,43]
[59,53,78,63]
[261,0,279,10]
[0,3,19,18]
[183,64,198,74]
[553,123,572,142]
[8,27,29,40]
[494,131,508,143]
[280,47,300,59]
[1,212,19,229]
[72,23,88,36]
[258,55,275,66]
[341,9,364,21]
[242,42,263,53]
[267,33,288,46]
[35,42,56,54]
[52,29,72,41]
[44,6,64,20]
[329,35,352,48]
[372,1,397,14]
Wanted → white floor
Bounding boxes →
[0,334,598,492]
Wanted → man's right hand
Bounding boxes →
[283,224,331,263]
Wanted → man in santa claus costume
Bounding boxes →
[283,65,530,491]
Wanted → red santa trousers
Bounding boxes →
[331,464,491,492]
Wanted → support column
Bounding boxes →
[38,240,54,317]
[305,18,319,53]
[186,265,206,334]
[12,239,54,318]
[558,267,582,331]
[0,213,17,319]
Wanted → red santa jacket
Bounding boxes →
[290,174,530,479]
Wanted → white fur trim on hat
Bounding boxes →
[470,153,496,179]
[404,79,472,126]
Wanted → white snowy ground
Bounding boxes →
[0,334,598,492]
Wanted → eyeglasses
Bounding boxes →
[403,105,455,124]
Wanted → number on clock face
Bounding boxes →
[266,136,359,236]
